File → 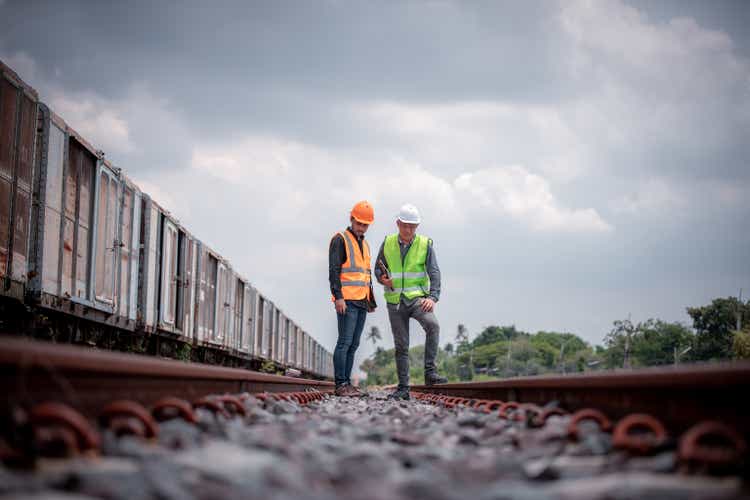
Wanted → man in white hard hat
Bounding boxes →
[375,203,447,400]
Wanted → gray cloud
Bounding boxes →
[1,0,748,370]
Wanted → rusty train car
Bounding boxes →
[0,59,332,380]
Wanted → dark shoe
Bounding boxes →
[347,385,368,397]
[387,386,411,400]
[425,373,448,386]
[335,384,350,397]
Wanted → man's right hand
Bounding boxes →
[335,298,347,315]
[380,276,394,289]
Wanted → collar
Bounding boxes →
[346,227,363,242]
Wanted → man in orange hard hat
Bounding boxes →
[329,201,376,397]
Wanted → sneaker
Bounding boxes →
[425,373,448,386]
[387,386,411,400]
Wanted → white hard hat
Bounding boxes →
[397,204,421,224]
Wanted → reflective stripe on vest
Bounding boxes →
[382,233,429,304]
[333,229,371,301]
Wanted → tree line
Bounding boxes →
[361,296,750,386]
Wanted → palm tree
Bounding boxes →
[366,326,382,345]
[455,324,468,344]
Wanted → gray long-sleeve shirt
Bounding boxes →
[374,235,441,303]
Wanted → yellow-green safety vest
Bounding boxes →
[383,234,429,304]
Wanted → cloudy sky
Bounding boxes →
[2,0,748,372]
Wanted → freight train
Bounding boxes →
[0,59,332,379]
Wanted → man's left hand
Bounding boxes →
[420,297,435,312]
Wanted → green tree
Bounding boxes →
[530,331,587,372]
[632,319,694,366]
[474,325,522,347]
[687,297,750,361]
[604,318,695,367]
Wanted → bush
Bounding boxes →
[732,330,750,359]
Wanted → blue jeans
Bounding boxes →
[333,303,367,386]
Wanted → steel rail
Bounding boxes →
[412,362,750,437]
[0,338,333,418]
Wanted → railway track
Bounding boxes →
[1,338,332,419]
[412,362,750,437]
[1,339,748,499]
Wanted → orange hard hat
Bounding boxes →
[350,200,374,224]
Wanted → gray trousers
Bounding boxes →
[387,300,440,388]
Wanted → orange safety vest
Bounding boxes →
[332,229,372,301]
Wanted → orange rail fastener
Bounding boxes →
[679,421,747,469]
[193,397,230,419]
[151,397,198,423]
[29,402,100,456]
[100,400,159,439]
[612,413,667,454]
[567,408,612,439]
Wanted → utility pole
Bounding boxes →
[674,346,691,364]
[559,339,569,374]
[737,288,743,332]
[506,340,512,375]
[623,313,632,369]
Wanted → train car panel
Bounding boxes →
[281,314,288,363]
[182,236,198,340]
[300,331,307,371]
[308,335,313,372]
[232,277,250,353]
[195,245,211,343]
[239,283,255,355]
[116,180,141,321]
[64,137,96,300]
[284,318,294,365]
[160,218,179,328]
[272,307,281,363]
[218,266,237,351]
[312,341,317,376]
[317,344,323,376]
[276,309,282,362]
[0,63,37,294]
[214,261,228,345]
[92,164,120,309]
[201,250,220,344]
[117,184,133,316]
[0,61,38,297]
[267,301,277,360]
[30,111,65,296]
[229,272,240,352]
[252,293,263,356]
[296,326,304,369]
[195,245,209,343]
[139,197,160,331]
[288,321,296,367]
[264,300,274,358]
